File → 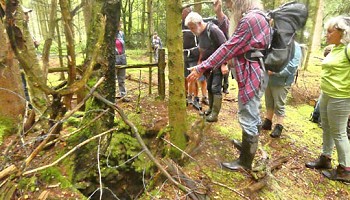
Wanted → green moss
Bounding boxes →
[0,116,16,145]
[39,167,72,188]
[17,176,38,192]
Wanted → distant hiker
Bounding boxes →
[115,21,129,102]
[185,12,228,122]
[305,16,350,183]
[188,0,271,171]
[151,32,162,62]
[260,41,302,138]
[182,7,202,110]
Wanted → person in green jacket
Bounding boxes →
[306,15,350,183]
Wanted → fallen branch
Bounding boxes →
[211,180,249,200]
[245,156,288,193]
[163,158,208,200]
[92,92,199,199]
[0,77,105,181]
[23,128,116,175]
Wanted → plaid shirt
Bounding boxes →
[196,9,271,104]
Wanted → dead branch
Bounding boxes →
[23,128,117,175]
[182,1,213,9]
[163,158,208,200]
[211,180,250,199]
[44,109,109,148]
[0,77,105,181]
[24,77,105,167]
[92,92,197,199]
[245,157,288,193]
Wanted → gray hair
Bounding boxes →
[325,15,350,44]
[184,12,203,27]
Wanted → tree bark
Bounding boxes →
[5,1,50,112]
[311,0,324,52]
[304,0,321,70]
[72,0,119,184]
[59,0,76,109]
[0,17,25,122]
[166,0,188,159]
[42,0,58,82]
[82,0,93,34]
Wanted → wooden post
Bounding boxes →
[158,49,166,100]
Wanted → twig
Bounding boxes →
[23,128,117,175]
[44,109,109,148]
[97,137,103,200]
[182,1,213,9]
[23,77,105,168]
[162,138,196,161]
[211,180,249,199]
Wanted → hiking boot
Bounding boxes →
[305,155,332,169]
[322,165,350,183]
[121,96,131,102]
[261,118,272,130]
[186,95,193,106]
[201,96,210,105]
[192,96,202,110]
[270,124,283,138]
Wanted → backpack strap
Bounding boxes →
[345,43,350,62]
[206,22,214,47]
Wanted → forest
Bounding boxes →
[1,0,350,199]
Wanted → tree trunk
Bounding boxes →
[147,0,153,62]
[166,0,187,159]
[141,1,146,45]
[34,1,49,40]
[72,0,119,184]
[59,0,76,110]
[127,0,135,37]
[82,0,93,34]
[311,0,324,52]
[0,17,25,122]
[5,3,50,112]
[42,0,58,82]
[304,0,321,70]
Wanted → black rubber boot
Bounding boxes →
[222,132,258,170]
[305,155,332,169]
[261,118,272,130]
[200,93,213,116]
[231,125,261,151]
[192,96,202,111]
[231,139,242,151]
[223,74,229,94]
[270,124,283,138]
[206,95,222,122]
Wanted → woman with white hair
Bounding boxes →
[187,0,271,171]
[306,15,350,183]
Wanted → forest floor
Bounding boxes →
[1,49,350,200]
[117,50,350,199]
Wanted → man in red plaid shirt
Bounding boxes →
[188,0,271,171]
